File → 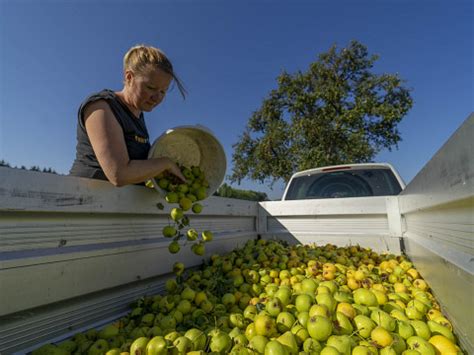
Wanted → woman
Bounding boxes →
[69,44,186,186]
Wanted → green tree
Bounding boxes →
[230,40,413,186]
[0,160,58,174]
[214,183,268,201]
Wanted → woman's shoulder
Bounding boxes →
[81,89,116,104]
[78,89,116,124]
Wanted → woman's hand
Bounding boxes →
[162,157,186,183]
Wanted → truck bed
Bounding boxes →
[0,114,472,354]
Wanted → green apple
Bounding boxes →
[249,335,269,354]
[353,289,378,307]
[184,328,207,350]
[275,286,293,307]
[244,305,258,321]
[145,336,168,355]
[276,312,296,333]
[192,203,203,214]
[221,293,235,307]
[230,313,247,329]
[202,230,213,242]
[334,312,353,335]
[181,287,196,301]
[402,350,422,355]
[234,333,249,347]
[326,335,352,355]
[384,302,404,314]
[405,306,424,320]
[294,310,308,327]
[370,327,393,348]
[264,340,289,355]
[391,333,407,354]
[315,293,337,313]
[162,225,177,238]
[410,320,431,340]
[129,338,148,355]
[209,331,232,353]
[57,340,78,353]
[396,320,415,340]
[32,345,68,355]
[307,316,333,341]
[186,228,199,241]
[352,304,370,316]
[168,241,180,254]
[266,297,283,317]
[354,315,376,338]
[254,313,277,337]
[173,336,193,353]
[141,313,155,327]
[295,294,314,313]
[406,336,436,355]
[370,309,396,331]
[159,315,176,330]
[301,278,318,295]
[309,304,331,320]
[170,207,183,221]
[333,291,353,304]
[319,280,338,293]
[164,330,180,343]
[352,345,377,355]
[175,299,191,315]
[276,331,299,355]
[320,346,341,355]
[303,338,322,353]
[390,309,410,322]
[290,324,309,345]
[427,320,455,342]
[191,242,205,256]
[379,346,397,355]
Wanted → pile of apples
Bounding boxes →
[151,165,214,267]
[32,240,463,355]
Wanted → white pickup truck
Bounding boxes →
[0,114,472,354]
[281,163,405,201]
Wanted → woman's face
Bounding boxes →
[126,66,173,112]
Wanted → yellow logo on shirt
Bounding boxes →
[134,135,149,144]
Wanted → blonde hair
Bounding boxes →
[123,44,187,98]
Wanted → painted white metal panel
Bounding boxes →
[399,114,473,214]
[0,213,255,252]
[0,234,255,354]
[0,168,258,319]
[0,167,257,216]
[403,237,474,354]
[258,196,401,253]
[0,231,255,316]
[398,114,474,353]
[266,215,389,235]
[260,196,388,216]
[0,272,175,354]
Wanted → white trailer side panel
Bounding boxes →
[399,113,474,354]
[258,196,402,253]
[0,169,258,353]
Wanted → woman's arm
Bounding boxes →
[84,100,185,186]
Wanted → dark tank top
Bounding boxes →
[69,89,151,180]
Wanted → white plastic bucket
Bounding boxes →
[147,125,227,196]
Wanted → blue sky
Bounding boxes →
[0,0,472,199]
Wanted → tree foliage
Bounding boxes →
[213,183,268,201]
[0,159,58,174]
[230,40,413,186]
